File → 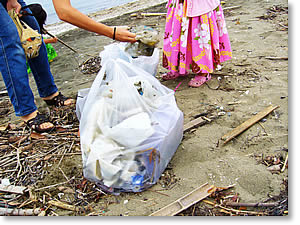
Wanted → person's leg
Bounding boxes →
[18,0,73,106]
[18,0,58,98]
[0,2,54,131]
[0,2,37,117]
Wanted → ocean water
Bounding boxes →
[25,0,138,25]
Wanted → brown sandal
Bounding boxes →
[44,92,73,107]
[25,112,55,133]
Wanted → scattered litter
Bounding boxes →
[1,178,10,186]
[125,26,160,57]
[267,165,281,172]
[218,112,226,116]
[130,12,167,17]
[0,184,27,194]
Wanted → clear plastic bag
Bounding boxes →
[77,47,183,194]
[101,43,159,76]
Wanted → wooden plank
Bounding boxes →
[222,105,279,144]
[0,184,27,194]
[183,117,207,132]
[149,183,214,216]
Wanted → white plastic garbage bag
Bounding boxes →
[101,43,159,76]
[77,46,183,193]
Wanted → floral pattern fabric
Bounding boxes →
[163,0,232,75]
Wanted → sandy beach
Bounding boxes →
[0,0,288,216]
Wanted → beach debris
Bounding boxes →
[48,200,79,212]
[135,27,159,47]
[130,12,167,17]
[150,183,236,216]
[79,56,101,74]
[257,5,288,20]
[223,5,242,11]
[125,26,159,57]
[0,207,41,216]
[281,153,288,172]
[1,178,10,185]
[0,184,27,194]
[149,183,214,216]
[265,56,288,60]
[200,182,287,216]
[221,105,280,145]
[125,42,155,57]
[183,117,208,132]
[203,200,266,216]
[225,202,279,207]
[267,165,281,172]
[158,168,179,190]
[218,112,226,116]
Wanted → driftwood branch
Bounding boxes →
[225,202,279,207]
[34,176,75,191]
[48,200,78,211]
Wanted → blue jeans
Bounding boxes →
[0,0,58,117]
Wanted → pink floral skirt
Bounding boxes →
[163,0,232,75]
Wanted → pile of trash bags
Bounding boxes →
[76,29,183,194]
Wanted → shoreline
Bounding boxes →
[45,0,167,36]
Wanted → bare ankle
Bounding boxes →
[42,92,59,101]
[21,110,38,122]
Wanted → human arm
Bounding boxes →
[52,0,136,42]
[6,0,21,14]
